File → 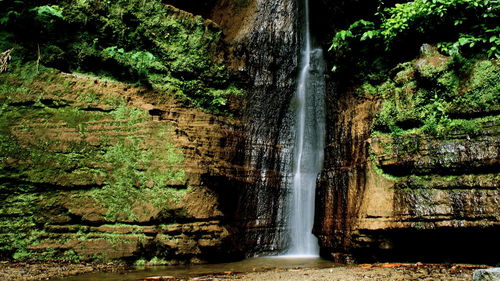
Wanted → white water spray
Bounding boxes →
[286,0,326,257]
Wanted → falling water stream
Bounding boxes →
[286,0,326,256]
[53,2,326,280]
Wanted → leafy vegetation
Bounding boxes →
[1,0,243,114]
[333,0,500,138]
[0,67,188,259]
[0,193,44,259]
[330,0,499,84]
[90,133,186,222]
[134,256,172,266]
[340,1,500,191]
[371,56,499,137]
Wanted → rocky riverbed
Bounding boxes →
[234,264,487,281]
[0,261,490,281]
[0,261,127,281]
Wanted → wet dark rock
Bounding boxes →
[373,134,500,176]
[314,91,380,262]
[216,0,300,256]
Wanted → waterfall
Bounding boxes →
[286,0,326,256]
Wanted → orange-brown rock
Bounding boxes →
[315,70,500,264]
[0,70,246,263]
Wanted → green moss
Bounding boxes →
[393,63,415,85]
[357,82,378,96]
[0,67,189,259]
[0,193,47,259]
[111,105,148,124]
[371,161,400,182]
[3,0,244,114]
[145,256,171,265]
[451,60,500,113]
[76,90,100,104]
[395,174,499,190]
[87,131,186,221]
[0,126,103,186]
[134,258,147,266]
[436,71,460,93]
[371,58,499,138]
[102,94,126,107]
[445,118,481,136]
[47,107,107,128]
[417,61,448,81]
[61,249,81,262]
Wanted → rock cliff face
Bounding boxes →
[1,0,498,264]
[0,69,246,262]
[211,0,300,255]
[0,0,303,262]
[315,55,500,263]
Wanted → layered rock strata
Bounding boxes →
[0,71,245,263]
[315,56,500,263]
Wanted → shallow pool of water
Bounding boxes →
[51,257,337,281]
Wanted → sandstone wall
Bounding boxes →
[0,70,245,263]
[315,55,500,263]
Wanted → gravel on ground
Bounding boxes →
[0,260,126,281]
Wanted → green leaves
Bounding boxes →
[67,0,239,114]
[330,0,500,60]
[2,0,242,115]
[102,47,166,76]
[330,20,375,50]
[30,5,64,20]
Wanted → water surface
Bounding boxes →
[52,257,336,281]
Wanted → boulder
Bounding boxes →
[473,268,500,281]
